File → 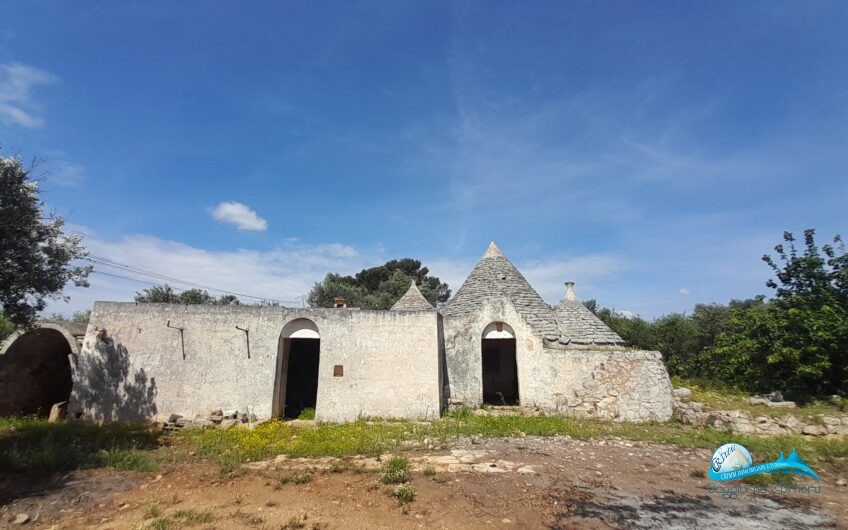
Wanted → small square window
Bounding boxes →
[333,365,344,377]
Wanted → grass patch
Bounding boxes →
[171,508,214,524]
[672,377,846,418]
[0,416,160,473]
[297,408,316,420]
[143,500,163,519]
[174,419,408,473]
[173,412,848,472]
[422,465,436,477]
[5,408,846,479]
[143,507,214,528]
[147,517,172,530]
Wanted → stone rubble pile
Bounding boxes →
[672,388,848,437]
[163,409,257,431]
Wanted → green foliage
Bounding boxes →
[584,302,657,350]
[297,407,316,420]
[0,154,92,328]
[0,417,160,472]
[380,455,410,484]
[586,229,846,401]
[307,258,451,309]
[44,309,92,324]
[673,377,845,418]
[0,313,14,342]
[709,230,847,399]
[175,414,847,472]
[72,309,92,323]
[134,285,242,305]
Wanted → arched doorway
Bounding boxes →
[0,326,75,416]
[274,319,320,419]
[481,322,518,405]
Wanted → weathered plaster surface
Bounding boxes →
[70,302,441,423]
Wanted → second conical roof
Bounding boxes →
[391,281,434,311]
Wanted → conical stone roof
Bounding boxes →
[555,282,624,345]
[391,281,434,311]
[443,242,560,340]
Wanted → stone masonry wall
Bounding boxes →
[442,299,674,422]
[70,302,441,423]
[545,348,674,422]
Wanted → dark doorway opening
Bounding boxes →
[0,328,73,416]
[281,338,320,419]
[482,338,518,405]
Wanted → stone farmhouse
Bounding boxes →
[0,242,674,423]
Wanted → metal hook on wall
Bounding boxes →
[167,320,186,359]
[236,325,250,358]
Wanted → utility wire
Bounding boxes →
[86,255,298,304]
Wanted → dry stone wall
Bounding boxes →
[546,348,674,422]
[673,390,848,436]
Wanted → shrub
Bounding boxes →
[380,456,410,484]
[390,483,416,504]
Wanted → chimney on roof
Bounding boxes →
[333,296,348,308]
[564,281,577,301]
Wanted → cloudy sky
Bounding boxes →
[1,2,846,318]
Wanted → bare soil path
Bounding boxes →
[2,436,845,529]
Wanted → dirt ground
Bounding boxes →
[1,435,845,529]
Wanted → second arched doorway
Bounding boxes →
[481,322,518,405]
[0,325,76,416]
[274,319,321,419]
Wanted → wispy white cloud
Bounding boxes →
[49,230,370,314]
[49,161,86,187]
[46,228,633,316]
[0,62,57,128]
[210,201,268,231]
[678,288,690,295]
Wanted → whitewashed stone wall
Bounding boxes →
[70,302,441,423]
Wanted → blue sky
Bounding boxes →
[1,2,846,317]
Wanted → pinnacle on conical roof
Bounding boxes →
[555,282,624,345]
[483,241,504,258]
[391,280,434,311]
[443,242,560,340]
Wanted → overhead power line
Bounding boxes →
[86,255,299,305]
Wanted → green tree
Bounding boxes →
[709,230,847,399]
[308,259,451,309]
[584,300,657,350]
[0,154,91,328]
[652,313,699,377]
[134,285,242,305]
[72,309,92,323]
